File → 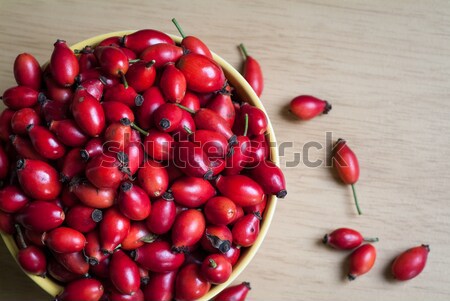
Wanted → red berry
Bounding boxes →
[347,244,377,280]
[50,39,79,87]
[14,53,42,90]
[391,245,429,281]
[201,253,232,284]
[214,282,251,301]
[290,95,331,120]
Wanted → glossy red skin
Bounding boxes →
[172,209,206,250]
[2,86,40,110]
[323,228,364,250]
[27,124,66,159]
[70,181,116,209]
[223,244,241,266]
[179,91,200,112]
[143,129,174,161]
[0,109,15,141]
[201,253,232,284]
[125,60,156,92]
[17,245,47,276]
[104,122,132,151]
[237,103,268,136]
[173,140,213,179]
[103,101,135,124]
[214,282,251,301]
[160,63,187,103]
[44,227,86,253]
[0,146,9,180]
[60,148,86,182]
[181,36,212,59]
[75,68,101,83]
[16,159,61,200]
[0,211,15,234]
[171,176,216,208]
[66,205,102,233]
[121,221,153,250]
[194,108,236,143]
[333,139,360,184]
[77,46,98,72]
[243,194,267,215]
[80,137,103,161]
[89,256,110,278]
[55,278,104,301]
[16,200,64,232]
[39,97,70,123]
[60,186,79,208]
[14,53,42,90]
[103,83,141,108]
[84,230,109,265]
[242,55,264,97]
[153,103,183,132]
[216,175,264,207]
[140,43,184,68]
[99,36,121,47]
[79,78,104,101]
[290,95,331,120]
[118,182,151,221]
[124,141,144,176]
[135,86,165,129]
[348,244,376,280]
[171,110,196,141]
[99,73,120,88]
[120,47,138,60]
[110,250,140,295]
[122,29,175,54]
[391,245,429,280]
[44,75,73,103]
[143,270,177,301]
[177,53,225,93]
[0,185,29,213]
[204,196,237,226]
[175,263,211,301]
[48,119,87,148]
[110,288,144,301]
[10,135,45,161]
[145,197,176,235]
[72,88,105,137]
[100,207,130,253]
[137,160,169,198]
[11,108,41,135]
[133,240,185,272]
[248,160,287,198]
[200,225,233,254]
[245,134,269,167]
[51,40,79,87]
[94,46,129,77]
[47,259,81,283]
[207,92,235,128]
[232,213,261,247]
[55,251,91,274]
[189,129,229,159]
[86,153,125,190]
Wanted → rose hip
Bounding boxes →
[70,180,116,209]
[65,205,103,233]
[100,207,130,254]
[347,244,376,280]
[290,95,331,120]
[153,103,183,132]
[77,46,97,72]
[201,253,232,284]
[216,174,264,207]
[0,185,29,213]
[44,75,73,103]
[11,108,41,135]
[2,86,42,110]
[27,124,66,159]
[49,119,89,147]
[232,212,261,247]
[140,43,184,68]
[214,282,251,301]
[204,196,237,226]
[391,244,429,281]
[47,259,80,283]
[200,225,233,254]
[14,53,42,90]
[173,140,213,180]
[132,240,185,273]
[160,63,187,103]
[0,109,15,141]
[248,159,287,198]
[121,29,175,54]
[43,227,86,253]
[172,18,212,59]
[175,263,211,301]
[103,82,142,108]
[71,88,105,137]
[143,129,174,161]
[110,250,140,295]
[10,135,45,161]
[207,91,235,128]
[80,137,103,161]
[16,159,62,200]
[0,146,10,181]
[239,43,264,97]
[145,195,176,235]
[121,221,156,250]
[50,39,79,87]
[323,228,378,250]
[135,86,165,130]
[143,270,177,301]
[137,160,169,198]
[170,176,216,208]
[15,200,65,232]
[94,46,129,77]
[172,209,206,252]
[194,108,237,145]
[85,153,126,190]
[332,138,361,215]
[84,230,108,266]
[118,182,151,221]
[125,60,156,92]
[55,278,104,301]
[15,225,47,277]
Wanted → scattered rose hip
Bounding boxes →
[323,228,378,250]
[347,244,377,280]
[289,95,331,120]
[391,245,430,281]
[0,19,287,301]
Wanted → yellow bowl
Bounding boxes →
[0,31,279,300]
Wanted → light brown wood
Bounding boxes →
[1,0,450,300]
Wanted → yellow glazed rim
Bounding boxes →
[0,31,279,300]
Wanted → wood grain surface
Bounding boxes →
[1,0,450,300]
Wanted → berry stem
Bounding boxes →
[128,59,141,64]
[146,60,156,68]
[243,113,249,137]
[14,224,27,250]
[239,43,249,59]
[171,18,186,39]
[183,125,193,135]
[119,71,128,89]
[209,258,217,269]
[363,237,379,243]
[351,184,362,215]
[176,103,196,114]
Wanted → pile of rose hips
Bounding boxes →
[0,19,287,301]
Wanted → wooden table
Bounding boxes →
[1,0,450,300]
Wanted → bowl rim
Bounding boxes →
[0,30,279,300]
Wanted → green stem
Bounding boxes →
[209,258,217,269]
[239,43,249,59]
[172,18,186,38]
[14,224,27,250]
[131,122,149,136]
[176,103,195,114]
[119,71,128,89]
[351,184,362,215]
[128,59,141,64]
[183,125,193,135]
[363,237,379,243]
[243,113,249,136]
[146,60,156,68]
